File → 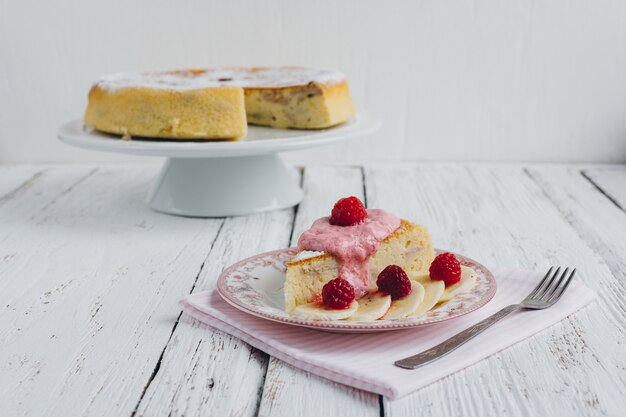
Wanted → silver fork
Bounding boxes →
[395,267,577,369]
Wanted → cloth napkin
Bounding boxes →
[180,270,595,399]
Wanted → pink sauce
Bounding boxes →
[296,209,401,298]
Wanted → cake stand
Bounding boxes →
[57,116,380,217]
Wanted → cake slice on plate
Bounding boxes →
[285,218,435,313]
[284,196,478,321]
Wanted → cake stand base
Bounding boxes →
[147,155,303,217]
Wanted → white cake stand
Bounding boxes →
[57,116,380,217]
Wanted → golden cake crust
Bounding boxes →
[85,84,247,140]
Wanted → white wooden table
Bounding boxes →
[1,163,624,417]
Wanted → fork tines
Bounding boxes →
[526,267,576,304]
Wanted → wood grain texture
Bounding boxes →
[257,166,380,417]
[2,1,626,164]
[583,167,626,211]
[1,163,625,417]
[0,165,46,201]
[364,164,625,417]
[525,166,626,328]
[135,209,295,417]
[0,165,225,416]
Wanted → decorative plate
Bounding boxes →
[216,248,497,333]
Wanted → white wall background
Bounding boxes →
[1,0,626,164]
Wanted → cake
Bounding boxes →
[284,196,478,321]
[84,67,356,140]
[285,218,435,312]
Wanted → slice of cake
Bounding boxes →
[84,67,356,140]
[285,198,435,313]
[285,197,481,321]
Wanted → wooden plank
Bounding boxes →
[135,207,295,417]
[257,166,380,417]
[0,165,47,201]
[364,164,625,417]
[526,165,626,327]
[0,165,93,220]
[3,163,623,416]
[0,164,224,417]
[0,165,98,276]
[583,166,626,211]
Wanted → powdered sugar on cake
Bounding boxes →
[296,209,401,298]
[291,250,324,262]
[292,250,325,262]
[96,67,346,92]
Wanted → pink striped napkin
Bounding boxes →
[180,270,595,399]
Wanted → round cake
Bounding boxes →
[84,67,356,140]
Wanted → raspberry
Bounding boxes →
[322,278,356,309]
[329,196,368,226]
[429,252,461,286]
[376,265,412,300]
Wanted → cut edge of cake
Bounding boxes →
[244,80,356,129]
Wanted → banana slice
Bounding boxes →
[409,279,445,317]
[439,265,478,302]
[292,300,358,321]
[383,281,425,319]
[348,292,392,321]
[409,271,430,284]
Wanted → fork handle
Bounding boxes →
[395,304,520,369]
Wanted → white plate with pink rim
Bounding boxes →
[216,248,497,333]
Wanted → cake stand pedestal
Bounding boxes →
[147,155,301,217]
[57,116,380,217]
